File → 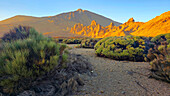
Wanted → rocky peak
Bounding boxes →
[110,22,114,26]
[107,22,114,28]
[91,20,97,26]
[76,9,84,13]
[127,17,135,23]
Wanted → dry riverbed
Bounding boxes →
[67,44,170,96]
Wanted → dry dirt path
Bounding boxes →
[68,44,170,96]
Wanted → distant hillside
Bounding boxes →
[0,9,121,38]
[70,11,170,37]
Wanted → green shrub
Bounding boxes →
[1,25,39,42]
[168,43,170,48]
[94,37,111,50]
[79,38,101,48]
[146,41,170,82]
[151,33,170,45]
[0,27,67,94]
[62,38,82,44]
[95,36,148,61]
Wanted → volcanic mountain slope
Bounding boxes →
[0,9,121,38]
[70,11,170,38]
[70,18,143,38]
[131,11,170,37]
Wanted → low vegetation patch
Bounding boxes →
[75,38,101,48]
[62,38,82,44]
[2,25,37,42]
[151,33,170,45]
[0,26,92,95]
[0,26,67,95]
[146,33,170,82]
[94,36,151,61]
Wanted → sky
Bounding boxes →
[0,0,169,23]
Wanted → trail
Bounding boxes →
[68,44,170,96]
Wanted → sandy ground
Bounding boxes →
[67,44,170,96]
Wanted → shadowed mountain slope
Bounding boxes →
[0,9,121,38]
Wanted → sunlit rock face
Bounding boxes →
[70,19,143,38]
[131,11,170,37]
[70,20,114,38]
[71,11,170,38]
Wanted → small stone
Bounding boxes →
[76,54,81,56]
[121,91,126,94]
[100,90,104,93]
[127,71,133,75]
[92,72,97,77]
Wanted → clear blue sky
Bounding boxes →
[0,0,169,23]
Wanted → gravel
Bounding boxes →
[68,44,170,96]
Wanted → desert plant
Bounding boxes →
[151,33,170,45]
[0,27,68,95]
[146,40,170,82]
[95,36,148,61]
[78,38,101,48]
[1,25,39,42]
[62,38,82,44]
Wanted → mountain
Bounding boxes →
[70,11,170,37]
[131,11,170,37]
[0,9,121,38]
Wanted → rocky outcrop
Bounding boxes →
[127,17,135,23]
[70,18,143,38]
[70,20,113,38]
[70,11,170,38]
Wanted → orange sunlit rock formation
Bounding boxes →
[70,18,143,38]
[131,11,170,37]
[70,20,113,38]
[70,11,170,37]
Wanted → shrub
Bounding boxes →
[146,40,170,82]
[62,38,82,44]
[1,25,39,42]
[78,38,101,48]
[0,27,67,94]
[94,36,148,61]
[151,33,170,45]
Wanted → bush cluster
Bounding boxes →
[94,36,148,61]
[151,33,170,45]
[0,26,67,94]
[1,25,37,42]
[146,33,170,82]
[62,38,82,44]
[76,38,101,48]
